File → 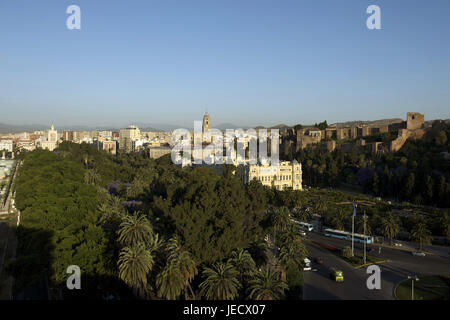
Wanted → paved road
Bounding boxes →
[303,232,450,300]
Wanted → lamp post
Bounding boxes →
[407,275,419,300]
[363,211,367,265]
[352,202,356,257]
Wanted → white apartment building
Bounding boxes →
[0,140,14,152]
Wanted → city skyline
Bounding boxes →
[1,1,450,127]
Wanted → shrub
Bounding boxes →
[342,246,352,258]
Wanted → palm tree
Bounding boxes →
[271,207,290,246]
[313,197,327,216]
[277,237,307,282]
[156,236,198,300]
[118,243,154,298]
[332,207,348,231]
[381,213,400,246]
[228,249,257,286]
[294,208,311,223]
[110,196,124,215]
[247,240,268,267]
[126,179,145,199]
[438,210,450,239]
[84,169,101,185]
[98,202,124,229]
[410,222,432,251]
[356,214,372,236]
[118,213,154,247]
[199,261,241,300]
[248,268,288,300]
[156,262,185,300]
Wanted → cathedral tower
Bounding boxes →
[202,111,211,133]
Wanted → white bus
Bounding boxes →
[291,219,314,232]
[323,228,374,244]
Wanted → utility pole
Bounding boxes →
[352,214,354,256]
[408,275,419,300]
[352,201,356,257]
[363,211,367,264]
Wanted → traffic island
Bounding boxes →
[311,240,386,268]
[339,254,386,269]
[394,275,450,300]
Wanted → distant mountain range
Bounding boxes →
[1,117,448,133]
[0,122,250,133]
[329,118,404,128]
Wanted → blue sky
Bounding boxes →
[1,0,449,128]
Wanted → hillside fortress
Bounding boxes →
[278,112,445,156]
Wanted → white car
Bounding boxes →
[411,251,426,257]
[303,258,311,271]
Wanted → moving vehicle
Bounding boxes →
[323,228,374,244]
[298,230,306,237]
[314,257,323,265]
[303,258,312,271]
[291,219,314,232]
[411,251,426,257]
[329,268,344,282]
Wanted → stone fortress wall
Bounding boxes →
[281,112,426,155]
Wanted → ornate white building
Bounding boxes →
[238,160,303,191]
[39,124,59,151]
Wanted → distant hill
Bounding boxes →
[329,118,404,128]
[0,123,49,133]
[2,117,447,134]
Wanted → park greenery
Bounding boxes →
[7,142,308,300]
[6,131,449,299]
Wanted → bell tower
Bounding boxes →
[202,111,210,133]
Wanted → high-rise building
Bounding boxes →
[119,125,141,153]
[63,130,74,141]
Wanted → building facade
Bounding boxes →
[40,125,59,151]
[119,125,141,153]
[0,140,14,152]
[148,145,172,159]
[238,160,303,191]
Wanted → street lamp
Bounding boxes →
[363,212,367,265]
[407,275,419,300]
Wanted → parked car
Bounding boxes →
[314,257,323,265]
[411,251,426,257]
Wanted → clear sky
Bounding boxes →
[1,0,449,128]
